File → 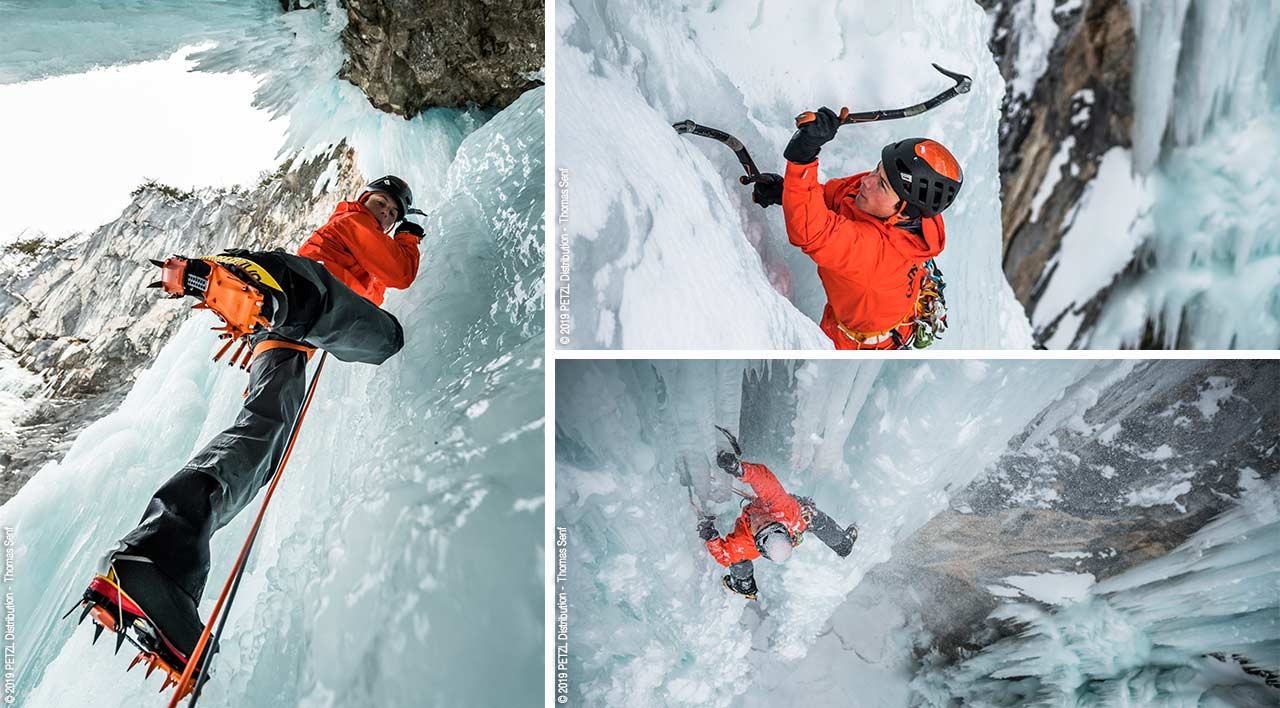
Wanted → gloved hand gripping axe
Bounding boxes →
[672,63,971,202]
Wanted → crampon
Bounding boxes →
[61,570,204,701]
[148,255,280,369]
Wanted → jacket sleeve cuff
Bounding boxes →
[784,159,820,190]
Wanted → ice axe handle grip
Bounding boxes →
[793,107,849,129]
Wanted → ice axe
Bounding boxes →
[671,120,765,185]
[676,457,706,517]
[714,425,742,457]
[794,63,972,128]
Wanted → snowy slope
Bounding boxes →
[556,0,1034,349]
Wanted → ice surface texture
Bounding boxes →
[1044,0,1280,348]
[555,360,1097,706]
[913,484,1280,706]
[556,0,1034,349]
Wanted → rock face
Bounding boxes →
[872,360,1278,659]
[980,0,1136,340]
[0,147,364,501]
[337,0,544,116]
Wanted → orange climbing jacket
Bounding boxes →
[298,200,421,306]
[705,462,808,566]
[782,160,946,350]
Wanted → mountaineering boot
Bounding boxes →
[151,256,280,324]
[722,573,759,600]
[66,552,216,700]
[149,254,284,367]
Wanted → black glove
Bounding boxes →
[396,220,425,239]
[783,107,844,165]
[751,173,784,209]
[697,516,718,542]
[716,449,743,477]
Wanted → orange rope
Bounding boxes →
[167,351,329,706]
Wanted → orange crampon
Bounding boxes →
[149,256,275,369]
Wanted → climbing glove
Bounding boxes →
[751,173,784,208]
[697,516,719,542]
[783,106,845,165]
[716,449,743,477]
[396,221,425,239]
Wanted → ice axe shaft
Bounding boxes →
[675,457,704,517]
[795,63,972,128]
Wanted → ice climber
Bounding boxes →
[698,442,858,600]
[751,107,963,350]
[68,175,425,688]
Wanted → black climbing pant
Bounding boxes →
[806,506,856,558]
[113,250,405,603]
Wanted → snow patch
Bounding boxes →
[1002,571,1096,605]
[513,497,545,512]
[1098,423,1121,444]
[1030,135,1074,223]
[1033,147,1153,337]
[1125,479,1192,512]
[1009,0,1062,105]
[1193,376,1235,420]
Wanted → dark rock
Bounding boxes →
[877,360,1279,659]
[339,0,544,116]
[978,0,1139,346]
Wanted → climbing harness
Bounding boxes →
[831,258,948,349]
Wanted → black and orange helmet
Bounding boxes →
[360,175,414,220]
[882,138,963,218]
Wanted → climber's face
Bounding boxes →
[361,191,401,231]
[856,161,902,220]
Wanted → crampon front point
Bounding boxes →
[149,256,276,369]
[62,572,203,701]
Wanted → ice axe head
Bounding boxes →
[714,425,742,456]
[931,63,972,94]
